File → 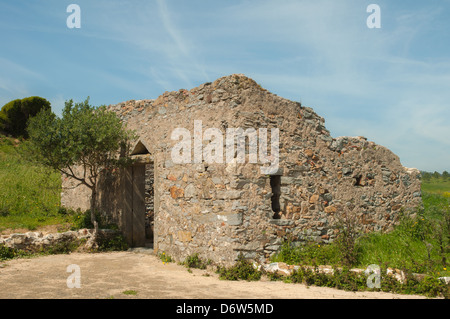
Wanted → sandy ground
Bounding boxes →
[0,249,431,299]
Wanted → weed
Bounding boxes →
[95,233,128,252]
[40,239,85,255]
[122,290,137,295]
[158,252,173,263]
[183,253,210,269]
[216,254,261,281]
[0,244,22,261]
[333,209,360,267]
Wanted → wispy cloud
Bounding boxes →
[0,0,448,171]
[0,56,45,104]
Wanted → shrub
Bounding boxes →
[216,254,261,281]
[0,97,51,137]
[96,233,128,252]
[183,253,209,269]
[0,244,18,260]
[0,111,8,132]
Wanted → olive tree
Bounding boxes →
[26,98,136,245]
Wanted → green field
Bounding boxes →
[0,136,72,232]
[422,177,450,195]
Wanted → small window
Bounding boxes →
[270,175,281,219]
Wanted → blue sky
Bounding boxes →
[0,0,449,172]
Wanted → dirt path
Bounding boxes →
[0,250,429,299]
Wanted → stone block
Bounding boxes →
[184,184,196,198]
[170,186,184,199]
[324,206,337,214]
[177,231,192,242]
[216,190,243,200]
[269,219,294,226]
[217,212,243,226]
[309,194,319,203]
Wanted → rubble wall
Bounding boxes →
[61,74,422,265]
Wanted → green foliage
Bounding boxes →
[271,241,340,266]
[122,290,138,295]
[26,97,135,177]
[421,171,450,194]
[0,97,51,137]
[95,233,128,252]
[182,253,211,269]
[0,112,8,132]
[67,208,118,231]
[0,244,20,261]
[216,254,262,281]
[0,137,63,231]
[286,266,367,291]
[269,264,449,298]
[158,252,173,263]
[39,239,86,255]
[26,97,136,224]
[333,210,361,267]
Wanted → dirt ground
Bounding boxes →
[0,249,432,299]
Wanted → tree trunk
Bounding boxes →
[86,185,99,250]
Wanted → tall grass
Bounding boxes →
[0,137,65,231]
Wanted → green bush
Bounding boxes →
[0,244,18,260]
[183,253,210,269]
[96,233,128,252]
[0,96,51,137]
[68,209,118,231]
[216,254,261,281]
[0,111,8,132]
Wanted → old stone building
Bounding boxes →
[61,74,422,265]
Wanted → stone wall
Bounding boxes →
[61,74,422,266]
[0,229,120,252]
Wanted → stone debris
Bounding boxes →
[259,262,450,286]
[0,229,119,252]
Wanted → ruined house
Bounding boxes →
[61,74,422,265]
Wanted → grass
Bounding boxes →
[0,136,65,231]
[0,136,118,233]
[421,177,450,195]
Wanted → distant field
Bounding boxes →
[421,177,450,195]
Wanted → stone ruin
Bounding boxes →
[61,74,422,265]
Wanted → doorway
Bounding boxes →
[123,162,154,248]
[123,140,154,248]
[144,163,154,247]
